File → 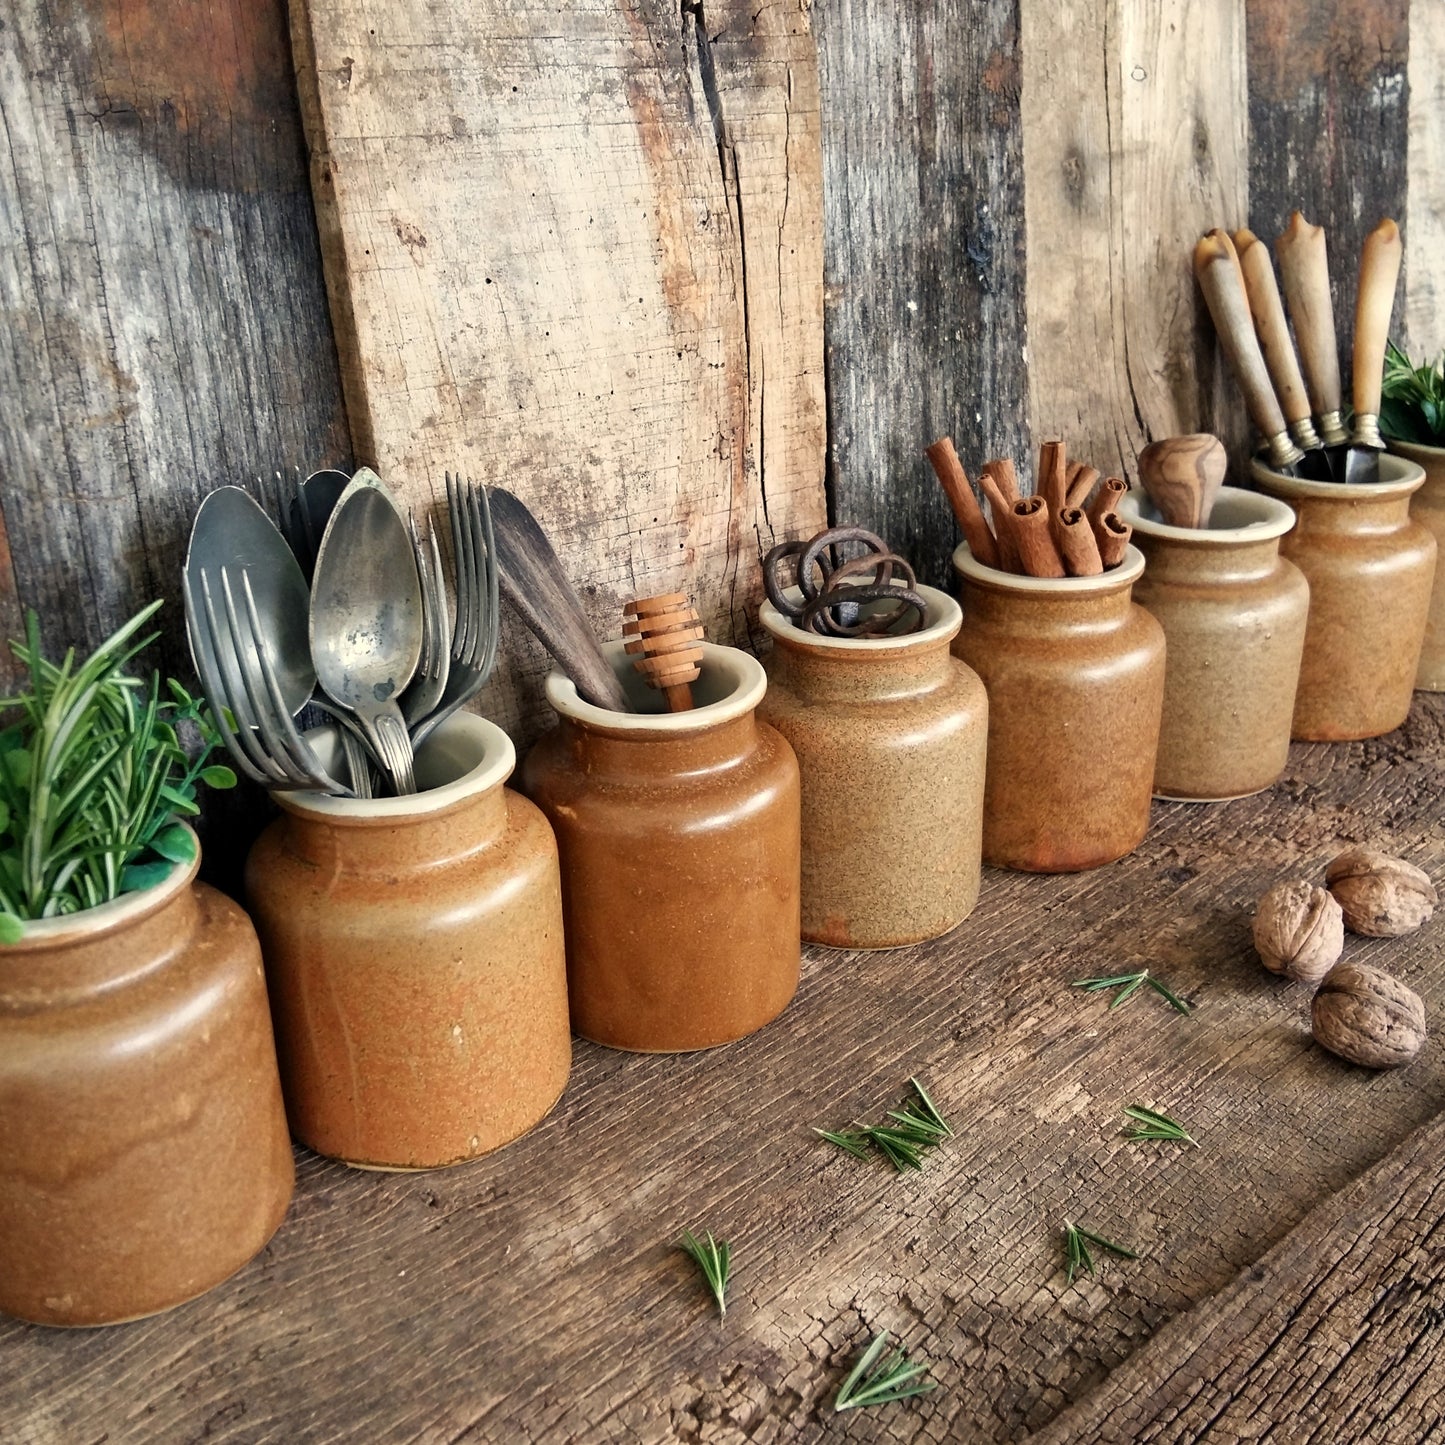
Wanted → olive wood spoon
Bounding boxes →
[1138,434,1227,529]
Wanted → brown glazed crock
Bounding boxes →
[0,841,294,1326]
[1251,452,1436,739]
[950,543,1165,872]
[1118,486,1309,801]
[1384,436,1445,691]
[246,713,570,1169]
[757,584,987,948]
[521,641,801,1052]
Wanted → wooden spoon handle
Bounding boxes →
[1352,218,1402,432]
[1274,211,1342,432]
[1235,228,1313,431]
[1195,232,1292,451]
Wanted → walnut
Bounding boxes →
[1252,880,1344,984]
[1311,963,1427,1069]
[1326,848,1437,937]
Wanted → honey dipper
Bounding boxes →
[622,594,704,711]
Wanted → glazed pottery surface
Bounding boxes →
[0,845,294,1327]
[951,544,1165,873]
[1385,436,1445,690]
[521,642,801,1052]
[1251,453,1436,740]
[246,714,570,1170]
[758,584,987,948]
[1119,487,1309,801]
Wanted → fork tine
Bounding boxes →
[450,470,477,659]
[199,568,288,783]
[219,568,313,788]
[182,571,271,787]
[408,510,433,677]
[475,480,499,680]
[234,569,351,794]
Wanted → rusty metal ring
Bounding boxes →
[763,539,836,616]
[809,552,917,635]
[802,582,928,637]
[796,527,890,604]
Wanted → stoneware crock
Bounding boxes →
[950,543,1165,872]
[246,713,570,1170]
[0,839,294,1327]
[757,583,987,948]
[521,641,801,1052]
[1384,436,1445,690]
[1118,486,1309,801]
[1251,452,1436,740]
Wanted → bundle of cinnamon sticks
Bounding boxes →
[925,437,1133,578]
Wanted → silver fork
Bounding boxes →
[403,511,451,727]
[187,565,351,795]
[410,474,500,749]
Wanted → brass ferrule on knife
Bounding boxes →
[1266,431,1306,469]
[1316,409,1349,446]
[1287,418,1323,451]
[1353,413,1384,450]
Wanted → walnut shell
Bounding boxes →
[1311,963,1427,1069]
[1252,880,1344,984]
[1326,848,1437,937]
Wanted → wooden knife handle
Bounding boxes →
[1352,218,1402,424]
[1235,228,1312,428]
[1194,232,1289,443]
[1274,211,1341,421]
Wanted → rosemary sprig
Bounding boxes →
[1062,1220,1139,1285]
[1122,1104,1198,1148]
[678,1229,731,1317]
[815,1078,954,1173]
[834,1331,937,1411]
[1071,968,1191,1015]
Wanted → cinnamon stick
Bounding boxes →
[1086,475,1128,524]
[1052,506,1104,576]
[1064,463,1100,512]
[1011,496,1067,578]
[982,456,1021,506]
[1037,440,1068,517]
[978,462,1022,572]
[925,437,1000,569]
[1092,510,1133,569]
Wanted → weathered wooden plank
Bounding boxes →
[5,697,1444,1441]
[1026,1107,1445,1443]
[814,0,1029,587]
[1246,0,1410,376]
[1021,0,1250,482]
[0,0,351,884]
[289,0,826,742]
[1406,0,1445,357]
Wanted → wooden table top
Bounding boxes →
[7,698,1444,1444]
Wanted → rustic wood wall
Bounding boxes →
[2,0,1441,783]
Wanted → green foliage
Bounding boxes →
[833,1332,937,1411]
[0,603,234,939]
[677,1229,731,1317]
[814,1078,955,1174]
[1381,340,1445,445]
[1061,1220,1139,1286]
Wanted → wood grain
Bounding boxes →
[0,0,351,886]
[814,0,1029,588]
[6,697,1445,1441]
[1406,0,1445,357]
[1027,1109,1445,1442]
[1246,0,1410,379]
[289,0,826,743]
[1021,0,1249,484]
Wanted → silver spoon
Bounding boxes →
[309,470,424,795]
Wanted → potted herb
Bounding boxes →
[1381,341,1445,691]
[0,603,294,1327]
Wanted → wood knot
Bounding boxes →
[622,594,704,711]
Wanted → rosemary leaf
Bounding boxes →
[834,1331,937,1411]
[1062,1220,1139,1286]
[815,1078,954,1172]
[1122,1104,1198,1148]
[1071,969,1191,1016]
[814,1127,871,1160]
[678,1228,731,1317]
[862,1126,926,1172]
[907,1077,954,1137]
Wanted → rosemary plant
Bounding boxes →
[678,1229,731,1317]
[0,603,234,942]
[1072,969,1192,1015]
[1061,1220,1139,1286]
[814,1078,954,1174]
[1380,340,1445,445]
[833,1331,936,1411]
[1122,1104,1197,1147]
